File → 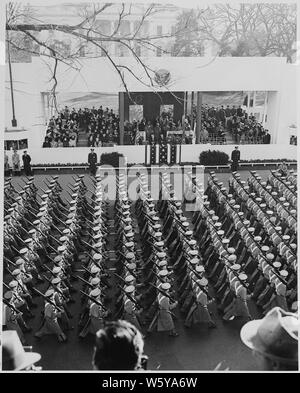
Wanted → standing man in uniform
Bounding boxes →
[88,148,98,176]
[231,146,241,172]
[22,151,32,176]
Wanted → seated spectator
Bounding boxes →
[62,137,69,147]
[240,307,298,371]
[69,136,76,147]
[43,137,51,148]
[92,320,146,371]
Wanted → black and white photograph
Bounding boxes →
[0,0,299,375]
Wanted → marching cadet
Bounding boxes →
[122,285,143,332]
[148,282,178,337]
[224,269,251,321]
[184,278,216,329]
[79,288,108,338]
[35,289,67,343]
[3,291,31,344]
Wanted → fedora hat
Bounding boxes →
[2,331,41,371]
[240,307,298,365]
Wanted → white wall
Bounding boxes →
[22,144,297,166]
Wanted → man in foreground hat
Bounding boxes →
[240,306,298,371]
[2,330,41,371]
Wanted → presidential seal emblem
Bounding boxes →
[154,69,171,86]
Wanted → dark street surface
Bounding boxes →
[4,169,273,371]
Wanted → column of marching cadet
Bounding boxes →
[157,171,217,328]
[134,172,179,336]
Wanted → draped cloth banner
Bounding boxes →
[150,143,156,165]
[159,144,168,165]
[170,144,177,165]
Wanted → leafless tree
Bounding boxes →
[6,2,202,112]
[197,3,297,61]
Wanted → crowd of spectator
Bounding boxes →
[199,104,271,145]
[43,104,271,147]
[43,106,120,148]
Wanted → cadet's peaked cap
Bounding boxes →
[231,264,241,271]
[125,232,134,238]
[199,278,208,286]
[125,241,134,248]
[54,255,62,263]
[158,270,168,277]
[280,270,288,278]
[262,246,270,252]
[125,275,135,283]
[9,280,18,288]
[125,252,135,260]
[188,250,198,256]
[90,288,101,297]
[19,248,28,255]
[93,253,102,261]
[190,258,199,265]
[161,283,171,291]
[52,266,61,274]
[12,269,21,276]
[266,253,275,261]
[273,262,282,269]
[217,229,224,236]
[196,265,205,273]
[91,277,100,286]
[57,246,66,253]
[45,289,54,297]
[127,263,136,270]
[222,238,230,244]
[239,273,248,281]
[154,241,164,247]
[15,258,25,265]
[24,238,32,244]
[158,260,167,268]
[125,285,135,294]
[4,291,13,300]
[51,277,61,285]
[228,247,235,254]
[228,254,237,262]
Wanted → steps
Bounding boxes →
[77,129,88,147]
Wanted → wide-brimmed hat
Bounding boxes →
[240,307,298,365]
[2,331,41,371]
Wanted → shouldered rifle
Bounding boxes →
[6,267,28,293]
[4,256,17,268]
[117,284,143,309]
[32,288,64,313]
[49,223,63,236]
[42,275,68,300]
[3,299,21,314]
[113,272,127,284]
[148,282,176,303]
[3,282,10,290]
[225,265,250,290]
[189,275,214,301]
[76,275,93,288]
[80,290,107,311]
[43,263,56,277]
[81,239,103,255]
